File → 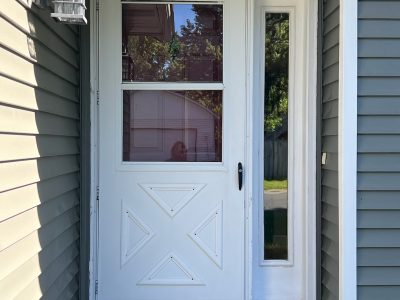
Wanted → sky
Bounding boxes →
[172,5,195,35]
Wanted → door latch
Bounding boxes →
[238,162,243,191]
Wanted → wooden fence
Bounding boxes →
[264,137,288,180]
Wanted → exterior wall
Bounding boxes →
[357,1,400,299]
[0,1,81,299]
[320,0,340,298]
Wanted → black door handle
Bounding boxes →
[238,162,243,191]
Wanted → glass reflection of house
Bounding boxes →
[122,5,175,81]
[123,91,221,162]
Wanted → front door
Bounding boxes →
[98,1,247,299]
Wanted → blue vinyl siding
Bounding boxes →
[358,1,400,299]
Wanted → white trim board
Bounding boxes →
[338,0,358,299]
[251,0,318,299]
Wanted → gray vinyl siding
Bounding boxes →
[0,1,80,299]
[358,1,400,299]
[320,0,340,299]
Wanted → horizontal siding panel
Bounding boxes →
[47,276,79,300]
[0,224,79,281]
[322,153,338,172]
[323,0,338,19]
[358,173,400,191]
[321,268,338,298]
[0,195,78,250]
[321,218,339,242]
[322,203,339,227]
[358,286,400,300]
[359,78,400,96]
[358,248,400,267]
[358,135,400,153]
[0,75,79,119]
[0,134,79,162]
[323,27,339,52]
[322,169,339,189]
[17,0,79,50]
[359,58,400,77]
[0,215,79,283]
[358,267,400,286]
[358,153,400,172]
[0,155,79,192]
[0,216,78,299]
[359,20,400,38]
[322,81,339,103]
[323,9,339,35]
[0,106,78,136]
[322,63,339,85]
[321,286,337,300]
[0,17,78,85]
[0,0,78,65]
[0,173,79,222]
[358,191,400,210]
[322,46,339,69]
[13,250,79,300]
[358,97,400,115]
[359,39,400,58]
[0,240,78,299]
[358,210,400,229]
[322,234,339,261]
[322,136,338,153]
[358,229,400,247]
[322,99,338,119]
[321,186,338,207]
[359,2,400,19]
[321,253,339,279]
[0,47,78,102]
[322,117,338,136]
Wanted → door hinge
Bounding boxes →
[95,280,99,295]
[96,0,99,11]
[96,90,100,105]
[96,186,99,201]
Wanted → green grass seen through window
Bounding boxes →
[264,179,288,190]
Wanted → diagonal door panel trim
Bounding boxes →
[121,201,155,267]
[139,183,206,218]
[189,202,223,268]
[138,252,204,286]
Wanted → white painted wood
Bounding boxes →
[97,1,247,299]
[252,0,317,299]
[304,0,318,299]
[89,0,100,299]
[338,0,358,299]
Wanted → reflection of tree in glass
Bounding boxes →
[128,5,222,82]
[264,14,289,133]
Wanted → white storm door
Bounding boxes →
[97,1,247,300]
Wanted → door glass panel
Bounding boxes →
[263,13,289,260]
[123,90,222,162]
[122,4,223,82]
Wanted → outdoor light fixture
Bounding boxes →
[51,0,87,25]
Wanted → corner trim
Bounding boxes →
[338,0,358,299]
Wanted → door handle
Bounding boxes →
[238,162,243,191]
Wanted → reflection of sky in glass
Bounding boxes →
[173,5,195,35]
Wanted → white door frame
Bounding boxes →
[248,0,318,298]
[88,0,319,299]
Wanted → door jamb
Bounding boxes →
[89,0,100,298]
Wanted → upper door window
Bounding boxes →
[121,3,224,162]
[122,4,223,82]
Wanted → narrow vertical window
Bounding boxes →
[263,12,289,260]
